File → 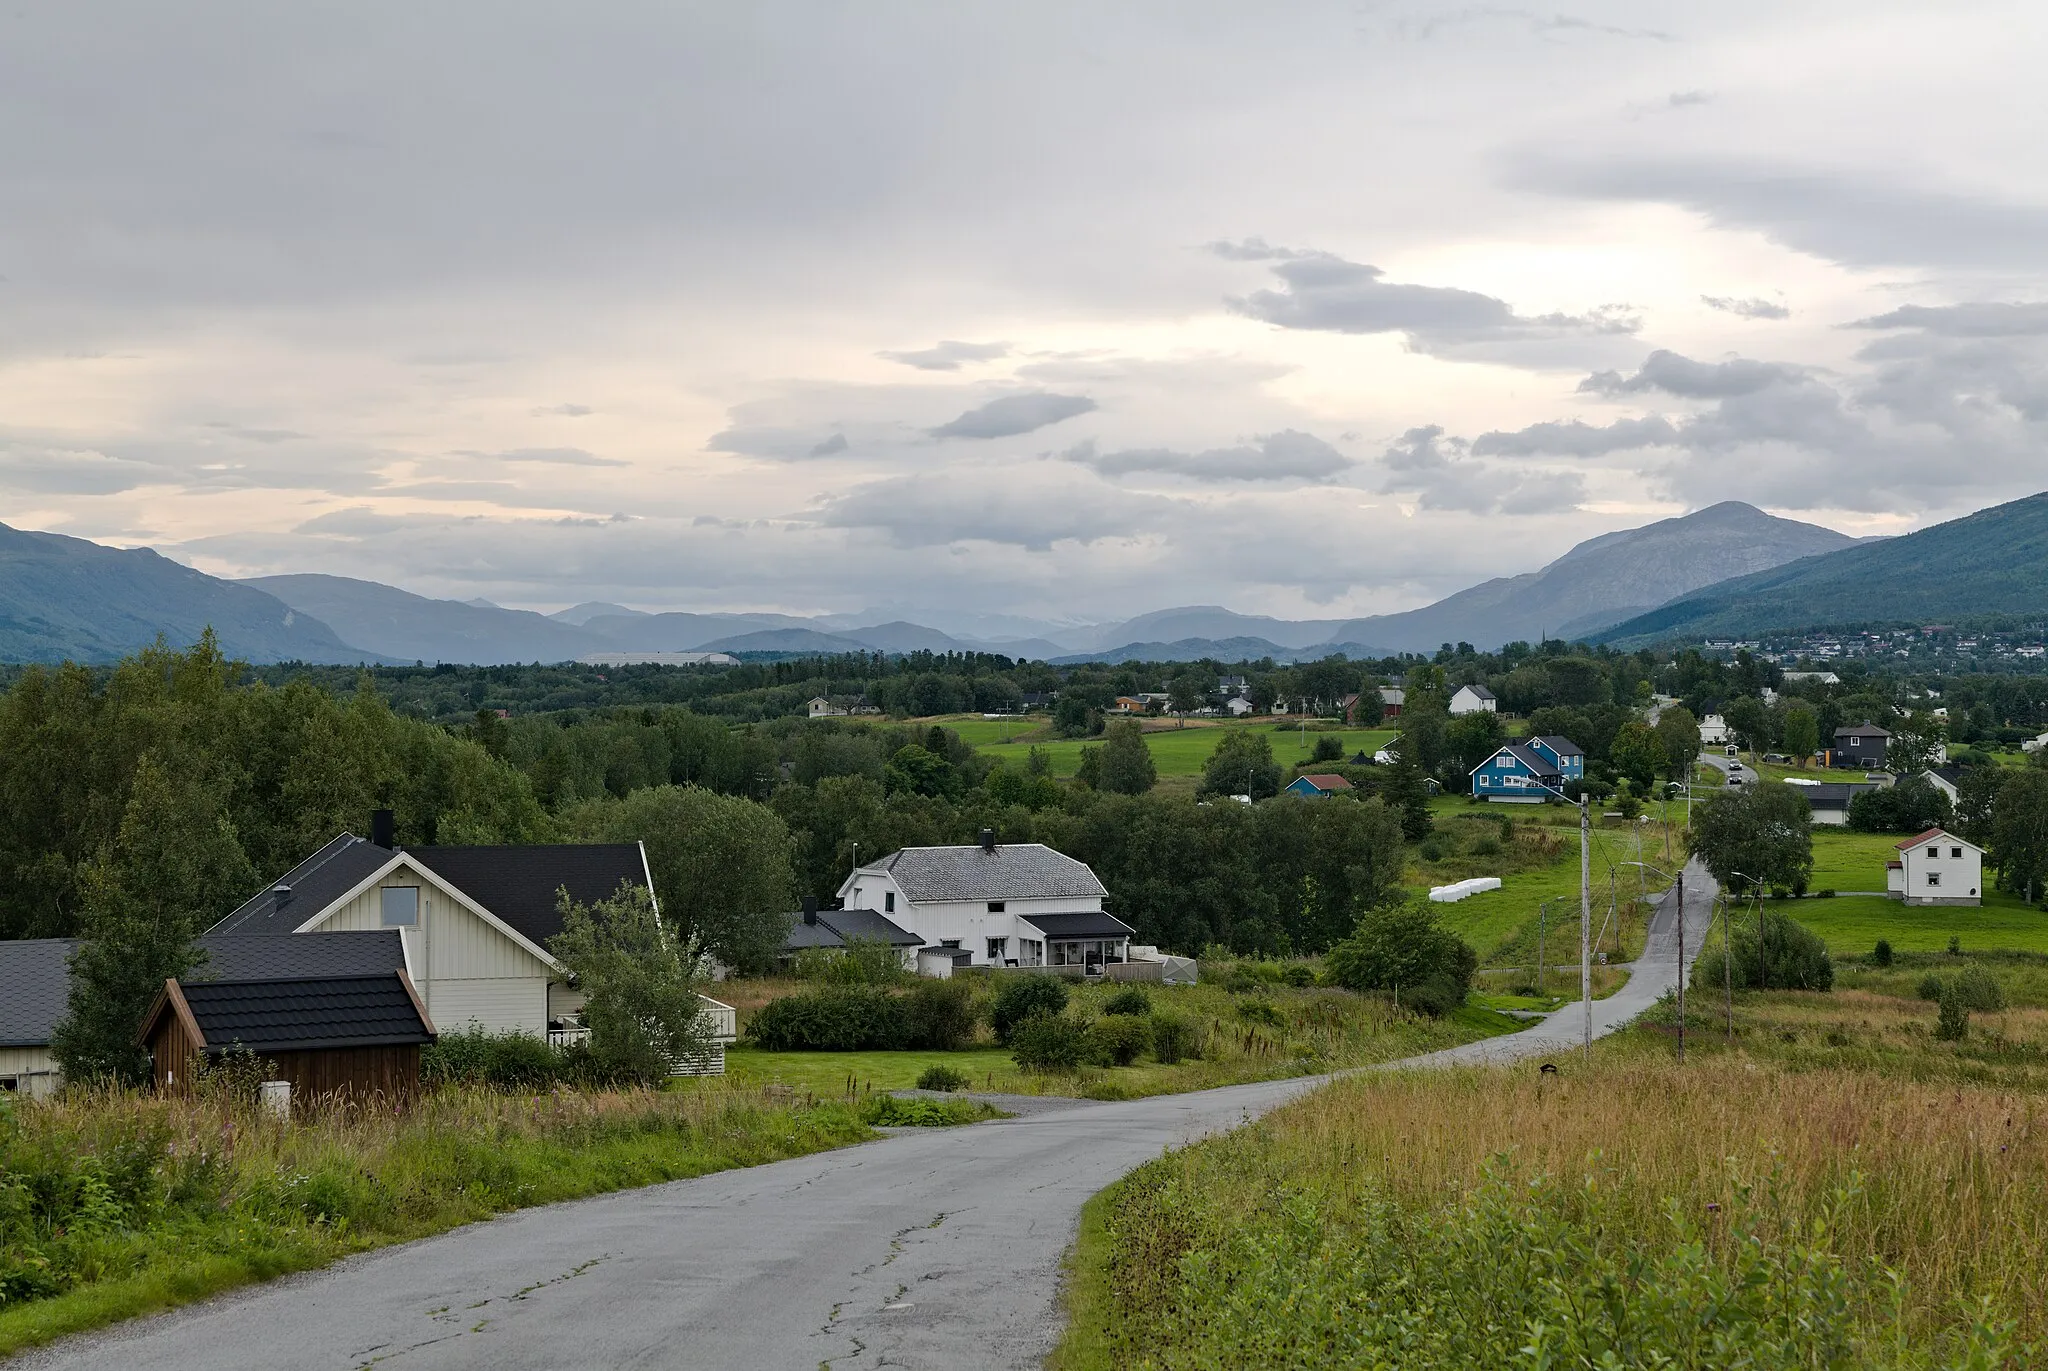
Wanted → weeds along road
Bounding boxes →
[22,863,1715,1371]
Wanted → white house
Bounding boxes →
[836,833,1133,971]
[1782,670,1842,687]
[1886,827,1984,907]
[1449,684,1497,716]
[1224,695,1255,716]
[1699,713,1730,745]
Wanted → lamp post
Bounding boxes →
[1623,860,1683,1062]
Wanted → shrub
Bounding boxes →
[1469,835,1501,858]
[1948,935,1962,956]
[1417,838,1447,862]
[747,985,906,1051]
[1916,974,1944,1001]
[793,933,911,987]
[1281,964,1316,988]
[1325,900,1477,1008]
[1690,910,1833,992]
[1084,1015,1154,1067]
[423,1027,564,1090]
[991,975,1070,1044]
[1010,1014,1088,1071]
[903,978,980,1050]
[1102,986,1152,1017]
[1404,974,1467,1018]
[1816,888,1836,898]
[1150,1012,1197,1064]
[1955,965,2005,1013]
[1871,938,1893,967]
[1237,999,1284,1028]
[916,1063,970,1092]
[863,1094,980,1126]
[1935,981,1970,1041]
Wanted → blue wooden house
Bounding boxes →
[1471,735,1584,802]
[1284,773,1354,799]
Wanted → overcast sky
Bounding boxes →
[5,2,2046,633]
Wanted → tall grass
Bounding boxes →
[1058,1061,2046,1368]
[0,1081,869,1355]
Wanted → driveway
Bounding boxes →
[20,864,1715,1371]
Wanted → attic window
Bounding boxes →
[381,886,419,927]
[987,900,1006,913]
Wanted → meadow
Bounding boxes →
[1759,891,2048,955]
[952,715,1398,779]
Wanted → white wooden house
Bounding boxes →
[1449,684,1497,716]
[1886,827,1984,907]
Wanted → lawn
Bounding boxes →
[971,719,1397,779]
[1770,891,2048,955]
[1806,826,1909,892]
[728,1046,1018,1097]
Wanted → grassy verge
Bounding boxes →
[0,1081,876,1357]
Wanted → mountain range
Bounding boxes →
[3,494,2039,667]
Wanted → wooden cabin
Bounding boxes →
[140,970,437,1102]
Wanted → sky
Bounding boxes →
[4,1,2047,636]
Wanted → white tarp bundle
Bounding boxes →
[1428,877,1503,903]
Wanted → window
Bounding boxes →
[884,892,895,913]
[1927,872,1941,887]
[1926,846,1939,860]
[1952,847,1964,859]
[940,939,961,949]
[381,886,419,927]
[987,937,1008,961]
[986,900,1006,913]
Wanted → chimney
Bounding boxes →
[802,896,818,926]
[980,828,996,853]
[371,808,396,849]
[272,883,292,910]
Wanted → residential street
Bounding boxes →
[20,864,1714,1371]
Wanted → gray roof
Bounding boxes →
[1836,722,1892,739]
[1801,782,1879,807]
[0,930,406,1048]
[1530,735,1585,758]
[1019,911,1135,939]
[1475,742,1561,778]
[1458,684,1496,699]
[781,907,922,952]
[873,844,1106,903]
[161,972,434,1053]
[211,833,394,933]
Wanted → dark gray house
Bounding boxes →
[1832,722,1891,769]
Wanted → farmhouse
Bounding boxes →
[1284,773,1354,799]
[140,969,436,1103]
[1886,827,1984,907]
[1471,735,1586,802]
[1448,684,1497,716]
[836,833,1133,971]
[1,929,408,1098]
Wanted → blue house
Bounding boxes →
[1471,735,1584,802]
[1284,773,1354,799]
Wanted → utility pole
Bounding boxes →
[1536,900,1546,999]
[1580,792,1592,1059]
[1675,870,1686,1063]
[1724,894,1735,1042]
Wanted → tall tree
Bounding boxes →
[1653,705,1702,779]
[1781,705,1821,766]
[1610,721,1665,792]
[1095,720,1158,795]
[1200,728,1281,800]
[1689,780,1813,895]
[549,883,710,1084]
[1991,769,2048,904]
[51,750,257,1084]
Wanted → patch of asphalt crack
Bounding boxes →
[349,1257,611,1368]
[818,1213,950,1369]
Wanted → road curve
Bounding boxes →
[20,864,1715,1371]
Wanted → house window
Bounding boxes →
[987,937,1008,961]
[884,892,895,913]
[987,900,1006,913]
[1926,847,1939,860]
[381,886,419,927]
[1952,847,1963,859]
[940,939,961,949]
[1927,872,1941,887]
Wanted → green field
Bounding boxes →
[727,1046,1017,1096]
[967,719,1398,779]
[1769,892,2048,955]
[1806,827,1909,892]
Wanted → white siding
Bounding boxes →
[548,982,588,1023]
[308,859,554,1035]
[0,1045,62,1097]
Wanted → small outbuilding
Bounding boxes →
[141,970,437,1103]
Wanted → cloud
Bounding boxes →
[877,340,1011,370]
[1701,295,1789,320]
[813,470,1165,549]
[1377,426,1586,514]
[458,447,629,467]
[530,403,593,417]
[1067,429,1352,483]
[1667,90,1712,107]
[0,442,166,496]
[1215,242,1637,361]
[1471,415,1680,457]
[1578,349,1807,398]
[203,424,309,443]
[1513,155,2048,269]
[1848,302,2048,337]
[807,433,850,457]
[1396,9,1677,43]
[928,392,1097,439]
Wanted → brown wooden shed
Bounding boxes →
[140,970,437,1102]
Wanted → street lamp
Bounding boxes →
[1622,860,1685,1062]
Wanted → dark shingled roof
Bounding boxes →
[1020,911,1136,939]
[873,844,1106,903]
[210,834,648,949]
[1530,735,1585,759]
[170,973,434,1053]
[1799,782,1879,807]
[780,908,921,952]
[0,931,406,1048]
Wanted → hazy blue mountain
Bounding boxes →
[1078,606,1352,653]
[578,610,838,650]
[1598,490,2048,646]
[694,627,880,654]
[244,574,597,664]
[1051,636,1360,666]
[549,601,648,625]
[0,523,377,664]
[1318,502,1858,654]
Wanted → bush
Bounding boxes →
[1816,888,1836,898]
[1237,999,1284,1028]
[1085,1015,1154,1067]
[991,975,1070,1044]
[1312,735,1345,761]
[1150,1012,1197,1064]
[915,1063,971,1092]
[1948,935,1962,956]
[1955,965,2006,1013]
[423,1027,565,1090]
[1691,910,1833,992]
[1871,938,1893,967]
[863,1094,981,1126]
[903,978,980,1050]
[1325,900,1477,1009]
[1935,981,1970,1041]
[747,985,906,1051]
[1403,974,1468,1018]
[1010,1014,1088,1071]
[1281,964,1315,988]
[792,933,911,987]
[1916,974,1944,1001]
[1102,986,1152,1017]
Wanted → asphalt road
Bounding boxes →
[21,864,1715,1371]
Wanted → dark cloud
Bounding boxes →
[1216,242,1637,359]
[1514,156,2048,269]
[928,392,1097,439]
[1578,349,1807,398]
[1471,415,1680,457]
[807,433,850,457]
[1668,90,1711,107]
[877,340,1011,370]
[1849,302,2048,337]
[1701,295,1789,320]
[0,443,164,496]
[1067,429,1351,482]
[813,471,1163,549]
[1377,426,1585,514]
